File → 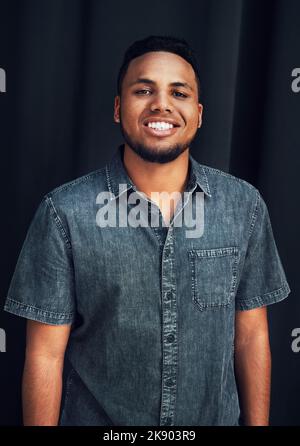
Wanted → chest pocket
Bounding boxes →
[188,247,239,311]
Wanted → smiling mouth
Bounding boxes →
[143,122,180,138]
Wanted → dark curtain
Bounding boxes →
[0,0,299,425]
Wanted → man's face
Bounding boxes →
[114,51,203,163]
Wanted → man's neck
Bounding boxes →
[122,144,190,198]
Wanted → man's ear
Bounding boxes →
[198,103,203,128]
[114,95,120,123]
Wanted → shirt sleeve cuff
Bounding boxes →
[235,281,291,311]
[3,297,75,325]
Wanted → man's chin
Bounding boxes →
[125,142,189,164]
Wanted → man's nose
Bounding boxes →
[150,92,173,113]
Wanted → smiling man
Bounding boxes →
[4,35,291,426]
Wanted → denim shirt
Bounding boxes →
[4,144,291,426]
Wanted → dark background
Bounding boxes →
[0,0,299,425]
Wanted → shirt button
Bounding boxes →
[166,334,175,343]
[165,378,173,387]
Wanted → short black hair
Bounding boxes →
[117,35,201,101]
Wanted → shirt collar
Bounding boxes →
[105,144,212,199]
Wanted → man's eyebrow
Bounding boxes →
[129,78,193,91]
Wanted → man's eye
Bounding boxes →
[135,89,151,95]
[173,91,187,98]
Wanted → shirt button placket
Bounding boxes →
[159,226,178,426]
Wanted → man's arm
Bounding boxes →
[22,320,72,426]
[234,306,271,426]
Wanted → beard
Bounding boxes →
[119,121,198,164]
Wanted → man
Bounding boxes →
[3,35,291,426]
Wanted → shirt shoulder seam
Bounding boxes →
[248,189,261,239]
[44,195,72,251]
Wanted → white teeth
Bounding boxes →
[147,122,174,130]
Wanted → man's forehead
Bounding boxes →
[125,52,196,85]
[128,51,194,74]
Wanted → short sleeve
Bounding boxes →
[235,191,291,311]
[3,195,76,324]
